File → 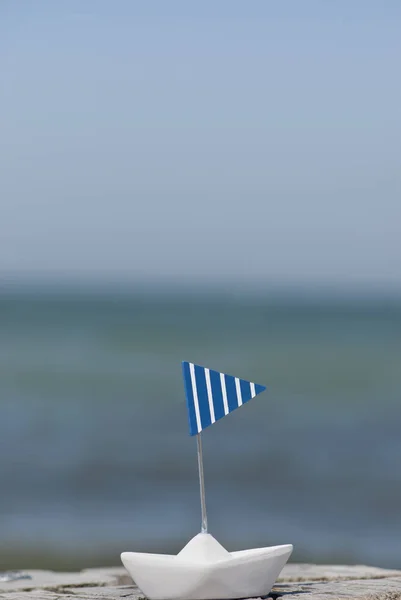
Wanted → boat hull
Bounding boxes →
[121,533,293,600]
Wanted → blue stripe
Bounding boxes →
[182,362,198,436]
[224,374,238,412]
[209,368,225,422]
[240,379,252,404]
[194,365,212,430]
[255,384,266,395]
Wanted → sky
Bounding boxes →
[1,1,400,290]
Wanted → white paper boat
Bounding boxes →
[121,532,293,600]
[121,364,293,599]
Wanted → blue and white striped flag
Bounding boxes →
[182,361,266,436]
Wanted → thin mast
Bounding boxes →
[196,433,208,533]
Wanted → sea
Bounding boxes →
[1,287,400,570]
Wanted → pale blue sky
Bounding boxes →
[1,1,400,289]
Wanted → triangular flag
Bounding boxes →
[182,362,266,436]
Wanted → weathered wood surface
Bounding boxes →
[1,564,401,600]
[277,564,401,582]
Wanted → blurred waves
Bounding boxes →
[1,287,400,570]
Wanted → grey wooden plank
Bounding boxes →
[272,576,401,600]
[278,565,401,582]
[3,565,401,600]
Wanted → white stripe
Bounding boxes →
[220,373,229,415]
[235,377,243,406]
[204,368,215,423]
[250,382,256,397]
[189,362,202,433]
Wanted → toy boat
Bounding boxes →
[121,362,293,600]
[121,533,292,600]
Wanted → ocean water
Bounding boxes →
[1,289,400,570]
